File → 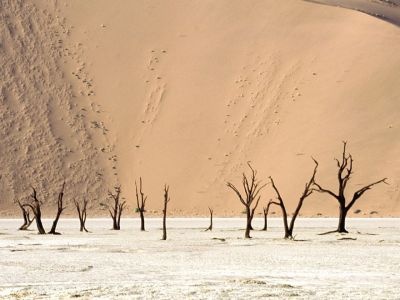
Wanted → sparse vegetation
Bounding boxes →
[23,187,46,234]
[205,207,213,231]
[9,143,387,240]
[107,186,126,230]
[74,198,89,232]
[313,142,387,233]
[48,182,66,235]
[269,160,318,239]
[162,185,170,240]
[227,162,266,238]
[135,177,147,231]
[17,200,34,230]
[262,201,274,231]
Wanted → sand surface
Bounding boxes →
[1,0,400,216]
[0,218,399,298]
[304,0,400,27]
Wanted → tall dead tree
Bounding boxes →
[17,200,34,230]
[162,184,170,240]
[135,177,147,231]
[313,142,387,233]
[262,201,274,231]
[108,186,126,230]
[227,162,265,238]
[74,199,89,232]
[48,182,66,235]
[269,160,318,239]
[205,207,213,231]
[23,187,46,234]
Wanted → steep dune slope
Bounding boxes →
[0,1,114,215]
[1,0,399,216]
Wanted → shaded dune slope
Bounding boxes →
[304,0,400,27]
[0,1,113,215]
[1,0,399,216]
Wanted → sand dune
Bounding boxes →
[1,0,400,216]
[305,0,400,27]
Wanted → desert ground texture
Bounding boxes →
[1,0,400,216]
[0,218,399,299]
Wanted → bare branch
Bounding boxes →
[347,178,388,210]
[313,181,338,199]
[108,186,124,230]
[227,163,264,238]
[269,177,284,204]
[226,182,246,206]
[314,142,387,233]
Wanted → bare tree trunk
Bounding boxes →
[205,207,213,231]
[117,202,123,229]
[262,201,273,231]
[162,212,167,240]
[269,160,318,239]
[35,210,46,234]
[17,201,34,230]
[162,185,170,240]
[249,202,259,231]
[48,211,62,234]
[107,186,126,230]
[249,209,255,231]
[113,215,118,230]
[262,208,268,231]
[80,217,88,232]
[337,204,348,233]
[139,211,145,231]
[269,178,291,239]
[74,199,89,232]
[314,142,387,234]
[227,162,265,239]
[49,182,66,235]
[135,177,147,231]
[249,215,254,230]
[245,207,251,238]
[281,204,291,239]
[24,187,46,234]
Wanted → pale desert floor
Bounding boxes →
[0,218,399,299]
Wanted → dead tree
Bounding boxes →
[227,162,265,238]
[48,182,66,235]
[17,200,34,230]
[107,186,126,230]
[23,187,46,234]
[269,160,318,239]
[249,201,259,231]
[205,207,213,231]
[313,142,387,233]
[135,177,147,231]
[262,201,273,231]
[162,184,170,240]
[74,199,89,232]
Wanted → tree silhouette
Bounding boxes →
[314,142,387,233]
[227,162,266,238]
[269,160,318,239]
[135,177,147,231]
[107,186,126,230]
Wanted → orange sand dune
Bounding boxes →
[1,0,399,217]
